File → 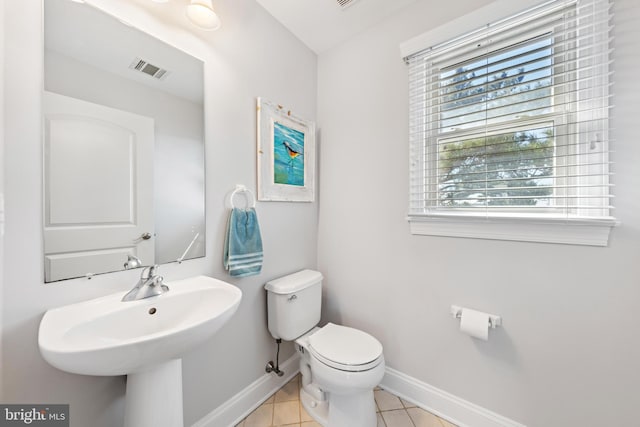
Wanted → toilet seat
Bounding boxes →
[308,323,383,372]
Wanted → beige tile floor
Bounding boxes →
[235,374,458,427]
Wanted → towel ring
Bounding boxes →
[230,184,256,209]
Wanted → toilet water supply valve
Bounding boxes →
[265,339,284,377]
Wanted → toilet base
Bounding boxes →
[300,387,329,426]
[300,387,377,427]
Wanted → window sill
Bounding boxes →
[408,214,618,246]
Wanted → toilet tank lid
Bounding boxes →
[264,269,323,294]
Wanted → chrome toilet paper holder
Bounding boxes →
[450,305,502,329]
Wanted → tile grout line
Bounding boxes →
[271,397,275,426]
[404,398,418,427]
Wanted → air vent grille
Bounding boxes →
[337,0,361,10]
[128,57,170,80]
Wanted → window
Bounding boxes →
[405,0,615,245]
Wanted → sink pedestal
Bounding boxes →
[125,359,183,427]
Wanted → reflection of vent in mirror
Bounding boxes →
[337,0,361,9]
[129,57,169,80]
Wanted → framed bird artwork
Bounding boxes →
[257,97,316,202]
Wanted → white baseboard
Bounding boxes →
[380,367,527,427]
[191,354,300,427]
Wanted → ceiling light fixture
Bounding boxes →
[186,0,221,31]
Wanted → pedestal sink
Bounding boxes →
[38,275,242,427]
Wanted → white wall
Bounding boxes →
[317,0,640,426]
[2,0,316,426]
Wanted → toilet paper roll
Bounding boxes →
[460,308,489,341]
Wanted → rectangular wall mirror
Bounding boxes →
[43,0,206,282]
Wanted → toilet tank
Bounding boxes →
[265,269,322,341]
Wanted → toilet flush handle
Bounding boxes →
[288,295,297,302]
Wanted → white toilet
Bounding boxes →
[265,269,385,427]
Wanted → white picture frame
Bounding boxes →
[257,97,316,202]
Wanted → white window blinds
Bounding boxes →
[406,0,614,226]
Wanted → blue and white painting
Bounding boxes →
[273,121,305,186]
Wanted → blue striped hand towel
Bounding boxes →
[223,207,263,277]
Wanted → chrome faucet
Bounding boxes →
[122,265,169,302]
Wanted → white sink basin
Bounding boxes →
[39,275,242,376]
[38,275,242,427]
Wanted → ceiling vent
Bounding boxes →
[337,0,361,10]
[128,57,169,80]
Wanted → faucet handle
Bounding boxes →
[153,275,168,290]
[140,264,159,279]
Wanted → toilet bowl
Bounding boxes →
[296,323,385,427]
[265,270,385,427]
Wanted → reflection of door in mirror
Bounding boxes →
[43,92,154,282]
